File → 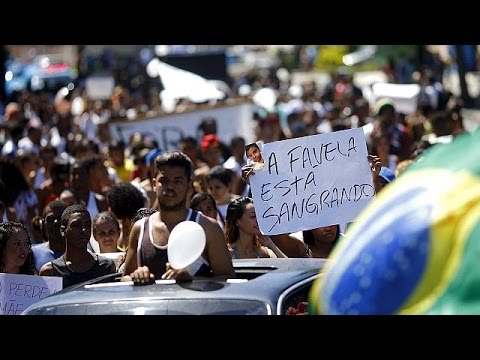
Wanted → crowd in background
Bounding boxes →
[0,46,471,287]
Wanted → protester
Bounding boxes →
[190,192,224,230]
[32,200,67,272]
[39,204,116,289]
[106,182,146,250]
[122,151,235,283]
[303,224,342,258]
[225,197,287,259]
[205,165,240,224]
[92,211,122,253]
[0,221,36,275]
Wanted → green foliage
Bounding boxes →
[314,45,349,72]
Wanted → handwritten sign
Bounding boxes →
[250,128,375,235]
[0,273,62,315]
[109,102,254,152]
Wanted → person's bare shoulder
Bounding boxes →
[198,213,223,234]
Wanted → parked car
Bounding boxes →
[21,258,325,315]
[4,55,75,98]
[29,54,76,92]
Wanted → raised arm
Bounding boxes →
[271,233,311,258]
[121,219,142,280]
[258,234,288,258]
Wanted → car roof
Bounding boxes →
[22,258,326,315]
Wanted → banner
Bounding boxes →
[250,128,374,235]
[0,273,62,315]
[109,103,254,152]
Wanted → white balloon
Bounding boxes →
[168,221,206,270]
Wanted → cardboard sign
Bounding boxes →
[250,128,374,235]
[0,273,62,315]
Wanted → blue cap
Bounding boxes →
[379,166,396,183]
[145,148,162,166]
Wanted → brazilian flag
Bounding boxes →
[309,130,480,315]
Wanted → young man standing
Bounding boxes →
[122,151,235,283]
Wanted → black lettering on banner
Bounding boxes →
[263,207,280,232]
[324,142,336,161]
[353,185,363,201]
[279,203,290,224]
[261,183,371,232]
[161,127,184,151]
[305,193,318,214]
[274,179,291,197]
[319,190,331,210]
[337,140,347,156]
[330,188,339,208]
[312,147,322,166]
[291,199,305,219]
[303,148,315,169]
[0,301,24,315]
[268,152,279,175]
[348,136,358,155]
[287,146,301,173]
[361,183,376,197]
[304,171,316,191]
[290,176,304,196]
[341,187,351,204]
[260,183,273,201]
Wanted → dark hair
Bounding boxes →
[180,136,198,146]
[107,183,146,220]
[303,224,341,246]
[245,142,260,154]
[225,197,254,245]
[78,154,103,175]
[132,207,158,224]
[0,221,36,275]
[50,156,70,183]
[206,165,233,187]
[155,151,192,182]
[198,117,217,134]
[46,199,68,214]
[0,157,29,205]
[230,136,246,148]
[61,204,90,228]
[93,211,120,233]
[38,200,68,241]
[190,192,216,211]
[108,139,126,152]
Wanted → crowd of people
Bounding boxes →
[0,46,472,311]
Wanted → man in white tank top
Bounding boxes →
[122,151,235,283]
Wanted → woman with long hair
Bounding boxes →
[225,197,286,259]
[0,221,37,275]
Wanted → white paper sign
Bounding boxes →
[109,103,254,152]
[250,128,375,235]
[85,76,115,100]
[0,273,62,315]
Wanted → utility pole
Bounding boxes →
[455,45,472,108]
